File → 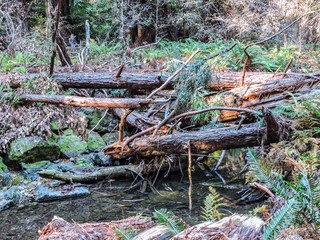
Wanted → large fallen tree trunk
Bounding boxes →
[209,72,279,90]
[104,122,276,159]
[17,94,156,108]
[1,72,171,90]
[207,76,320,121]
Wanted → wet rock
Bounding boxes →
[21,161,59,180]
[57,161,83,174]
[0,157,11,189]
[92,152,112,166]
[74,154,95,167]
[0,186,21,212]
[35,185,90,202]
[57,130,87,158]
[102,132,119,145]
[87,132,105,151]
[8,137,60,166]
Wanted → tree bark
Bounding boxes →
[104,123,272,159]
[207,76,320,121]
[39,160,184,183]
[3,73,170,90]
[18,94,155,108]
[113,108,155,130]
[209,72,281,90]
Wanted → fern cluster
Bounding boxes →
[201,186,226,221]
[247,149,320,239]
[153,208,185,236]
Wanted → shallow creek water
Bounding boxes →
[0,171,260,240]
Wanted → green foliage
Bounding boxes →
[153,208,184,236]
[71,0,116,42]
[201,186,226,221]
[247,148,320,238]
[263,199,297,240]
[115,227,138,240]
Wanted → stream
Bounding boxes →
[0,170,261,239]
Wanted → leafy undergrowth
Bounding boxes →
[246,91,320,239]
[1,36,319,74]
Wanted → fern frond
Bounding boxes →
[263,198,296,240]
[153,209,184,235]
[201,187,226,221]
[247,149,270,183]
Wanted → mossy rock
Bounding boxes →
[81,108,116,133]
[8,137,60,166]
[102,132,119,145]
[57,130,87,158]
[87,132,105,151]
[22,161,58,180]
[0,157,8,173]
[0,157,11,189]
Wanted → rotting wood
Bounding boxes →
[207,76,320,121]
[38,216,154,240]
[17,94,157,108]
[171,215,264,240]
[209,72,279,90]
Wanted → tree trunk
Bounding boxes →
[207,75,320,121]
[18,94,155,108]
[104,123,273,159]
[209,72,281,90]
[3,73,170,90]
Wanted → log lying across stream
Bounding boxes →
[104,123,275,159]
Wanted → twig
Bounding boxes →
[152,107,177,136]
[115,64,125,78]
[132,38,162,52]
[283,58,293,74]
[118,109,133,142]
[241,56,249,86]
[187,140,193,215]
[171,106,259,122]
[253,182,274,197]
[88,109,109,134]
[147,48,200,99]
[214,150,226,171]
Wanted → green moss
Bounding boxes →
[87,132,105,150]
[8,137,60,165]
[58,130,87,157]
[0,157,8,173]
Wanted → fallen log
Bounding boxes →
[17,94,156,108]
[206,76,320,121]
[104,123,273,159]
[39,160,184,183]
[209,72,279,90]
[38,216,154,240]
[1,72,170,90]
